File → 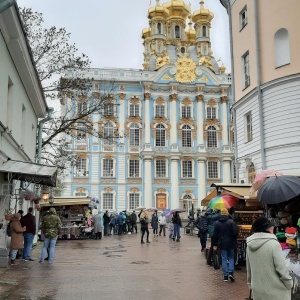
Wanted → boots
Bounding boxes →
[146,240,151,243]
[141,240,145,244]
[99,232,102,240]
[11,259,19,266]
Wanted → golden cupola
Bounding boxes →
[185,15,196,45]
[192,0,214,24]
[148,0,169,20]
[163,0,191,20]
[141,28,151,40]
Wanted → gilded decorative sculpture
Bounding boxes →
[174,57,197,83]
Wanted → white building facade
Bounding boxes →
[62,0,234,212]
[220,0,300,183]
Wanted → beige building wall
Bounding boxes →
[231,0,300,102]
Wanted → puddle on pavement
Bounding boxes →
[130,261,150,265]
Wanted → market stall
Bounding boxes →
[40,196,94,240]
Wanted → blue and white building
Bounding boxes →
[61,0,234,213]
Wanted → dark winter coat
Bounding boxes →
[151,214,158,230]
[172,214,182,227]
[213,216,237,250]
[195,215,208,233]
[103,213,110,225]
[10,217,25,250]
[206,211,220,238]
[138,211,149,230]
[21,212,36,234]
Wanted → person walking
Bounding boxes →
[158,212,166,236]
[246,216,292,300]
[213,208,237,282]
[39,207,62,264]
[138,209,150,244]
[131,211,138,234]
[151,212,159,236]
[93,211,103,240]
[103,210,110,236]
[117,212,125,235]
[172,212,182,242]
[206,208,220,266]
[109,213,117,235]
[20,207,36,261]
[195,210,208,252]
[10,213,26,265]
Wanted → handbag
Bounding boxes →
[213,249,221,270]
[244,290,253,300]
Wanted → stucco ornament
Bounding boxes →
[174,57,197,83]
[156,55,170,69]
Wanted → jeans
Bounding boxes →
[40,237,57,263]
[199,231,207,250]
[173,224,180,240]
[141,228,149,242]
[11,249,18,260]
[22,233,34,259]
[220,248,235,276]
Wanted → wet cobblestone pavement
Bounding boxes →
[0,232,248,300]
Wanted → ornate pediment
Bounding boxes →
[130,187,139,193]
[181,98,192,106]
[104,187,113,192]
[207,99,217,106]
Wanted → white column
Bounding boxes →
[223,159,231,183]
[118,93,125,145]
[144,93,151,144]
[144,157,152,208]
[197,158,206,207]
[221,97,229,146]
[170,156,179,209]
[196,95,204,145]
[170,94,177,145]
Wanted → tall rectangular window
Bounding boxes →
[103,159,114,177]
[103,193,113,210]
[245,112,253,142]
[76,158,87,176]
[208,161,218,179]
[182,160,192,178]
[129,160,139,177]
[129,194,140,210]
[129,104,139,117]
[103,103,114,116]
[156,160,166,177]
[7,77,13,129]
[77,102,87,115]
[181,106,191,118]
[155,105,165,118]
[76,123,87,143]
[239,6,247,30]
[206,107,216,119]
[242,52,250,88]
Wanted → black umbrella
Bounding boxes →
[258,175,300,204]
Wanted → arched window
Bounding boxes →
[103,122,114,145]
[274,28,290,67]
[129,123,139,147]
[155,124,166,147]
[202,26,207,37]
[183,194,192,200]
[157,23,162,34]
[181,47,185,54]
[207,126,217,148]
[182,125,192,147]
[175,25,180,38]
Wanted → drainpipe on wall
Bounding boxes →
[254,0,266,170]
[36,107,54,164]
[139,79,145,207]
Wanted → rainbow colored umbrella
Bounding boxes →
[207,195,238,210]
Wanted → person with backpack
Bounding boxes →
[130,211,138,234]
[195,210,208,252]
[213,208,237,282]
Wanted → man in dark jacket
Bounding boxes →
[103,210,110,236]
[213,208,237,282]
[131,211,138,234]
[195,210,208,252]
[206,208,220,265]
[20,207,36,261]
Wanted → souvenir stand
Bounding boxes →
[202,183,264,266]
[40,196,93,240]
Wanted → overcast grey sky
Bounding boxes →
[17,0,231,72]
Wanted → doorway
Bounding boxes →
[156,193,167,210]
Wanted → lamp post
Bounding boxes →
[41,185,50,202]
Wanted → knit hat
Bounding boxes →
[221,208,228,216]
[276,232,286,240]
[251,216,274,233]
[285,227,297,234]
[286,238,296,248]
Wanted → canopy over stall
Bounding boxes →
[0,159,57,187]
[40,197,90,207]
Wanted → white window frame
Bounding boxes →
[155,159,167,178]
[75,158,88,177]
[155,124,166,147]
[182,160,193,178]
[155,104,165,118]
[76,123,87,144]
[206,106,217,119]
[102,158,114,177]
[208,161,218,179]
[182,125,192,148]
[129,159,140,177]
[73,189,88,197]
[101,192,115,211]
[239,6,248,30]
[103,102,114,116]
[242,51,250,88]
[129,103,140,117]
[103,122,114,146]
[128,193,140,210]
[129,123,140,147]
[181,106,192,119]
[77,101,88,115]
[207,125,218,148]
[245,112,253,142]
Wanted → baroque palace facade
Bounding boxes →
[61,0,234,212]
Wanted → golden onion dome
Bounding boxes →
[148,0,169,19]
[163,0,191,19]
[141,28,151,39]
[185,16,196,43]
[192,0,214,23]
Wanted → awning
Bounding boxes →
[0,160,57,187]
[40,197,90,207]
